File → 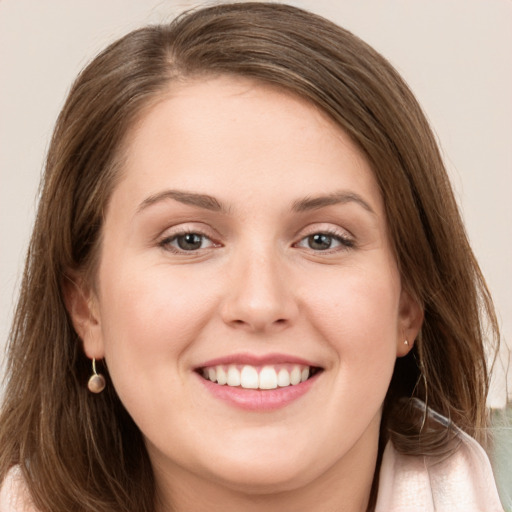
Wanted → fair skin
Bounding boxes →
[68,76,422,512]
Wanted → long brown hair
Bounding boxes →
[0,3,499,511]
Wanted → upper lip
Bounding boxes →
[195,352,322,369]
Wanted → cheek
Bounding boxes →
[101,260,211,334]
[300,261,400,402]
[304,263,400,345]
[96,260,217,389]
[94,259,224,441]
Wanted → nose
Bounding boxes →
[220,247,299,333]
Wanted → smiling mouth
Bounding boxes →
[197,364,323,390]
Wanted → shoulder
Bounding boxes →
[376,421,504,512]
[0,467,40,512]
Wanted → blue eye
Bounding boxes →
[161,232,214,252]
[296,232,353,251]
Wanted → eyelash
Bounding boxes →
[158,228,354,255]
[294,228,354,253]
[158,230,218,254]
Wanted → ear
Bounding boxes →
[62,273,105,360]
[396,287,423,358]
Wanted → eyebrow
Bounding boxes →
[291,191,375,214]
[136,189,374,216]
[137,190,228,214]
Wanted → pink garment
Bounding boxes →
[0,467,35,512]
[376,429,504,511]
[1,430,504,511]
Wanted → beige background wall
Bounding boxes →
[1,0,511,406]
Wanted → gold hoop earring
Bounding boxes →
[87,358,106,393]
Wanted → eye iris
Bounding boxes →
[177,233,203,250]
[308,234,332,250]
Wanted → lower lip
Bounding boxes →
[196,372,321,411]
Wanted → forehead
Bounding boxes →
[111,75,383,217]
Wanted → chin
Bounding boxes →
[198,449,324,495]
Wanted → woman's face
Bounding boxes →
[75,76,420,496]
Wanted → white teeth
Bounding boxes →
[202,363,317,389]
[277,368,291,387]
[216,366,227,385]
[259,366,278,389]
[290,366,302,385]
[227,365,241,387]
[240,365,259,389]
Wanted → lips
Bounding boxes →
[199,363,319,390]
[195,353,323,408]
